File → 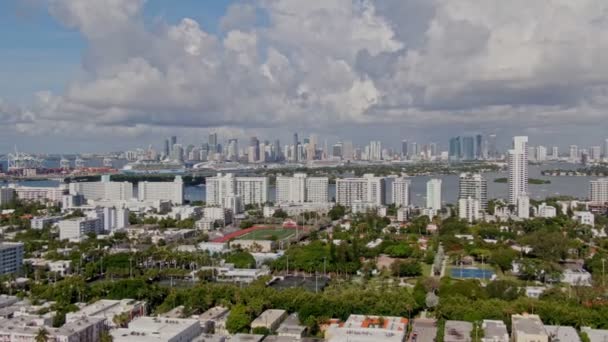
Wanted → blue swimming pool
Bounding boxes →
[451,268,494,279]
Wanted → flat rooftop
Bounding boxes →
[512,314,546,336]
[545,326,581,342]
[444,321,473,342]
[410,318,438,342]
[251,309,287,326]
[482,320,509,342]
[342,314,408,331]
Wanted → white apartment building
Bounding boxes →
[536,145,547,162]
[508,136,529,205]
[12,185,65,203]
[590,178,608,203]
[573,211,595,227]
[69,175,133,201]
[0,243,24,276]
[537,203,557,218]
[0,188,14,206]
[31,216,62,229]
[459,197,481,223]
[138,176,184,205]
[58,217,104,241]
[458,173,487,210]
[206,173,268,209]
[276,173,329,204]
[67,299,146,328]
[0,316,106,342]
[335,174,385,207]
[517,194,530,219]
[392,177,411,208]
[569,145,579,163]
[426,179,442,211]
[62,194,85,209]
[590,146,602,161]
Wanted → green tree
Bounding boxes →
[489,248,517,273]
[226,305,252,333]
[35,328,49,342]
[100,331,114,342]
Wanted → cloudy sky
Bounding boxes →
[1,0,608,153]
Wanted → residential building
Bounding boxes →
[544,326,581,342]
[111,316,202,342]
[62,194,85,209]
[335,174,385,207]
[410,318,438,342]
[276,174,329,204]
[251,309,288,332]
[12,185,65,203]
[0,188,14,206]
[67,299,147,328]
[138,176,184,205]
[206,173,268,209]
[0,243,24,276]
[392,177,411,208]
[459,173,488,210]
[481,320,508,342]
[581,327,608,342]
[569,145,579,163]
[459,197,481,223]
[511,314,548,342]
[537,203,557,218]
[69,175,133,201]
[508,136,528,205]
[58,217,103,241]
[0,316,106,342]
[30,216,62,229]
[276,313,307,339]
[573,211,595,227]
[562,269,592,286]
[426,179,442,210]
[517,195,530,219]
[326,314,408,342]
[444,321,473,342]
[590,146,602,161]
[589,178,608,204]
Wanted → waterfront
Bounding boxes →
[6,164,596,206]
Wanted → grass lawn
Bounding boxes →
[237,228,295,241]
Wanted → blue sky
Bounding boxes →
[0,0,234,104]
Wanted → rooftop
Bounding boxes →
[411,318,438,342]
[544,326,581,342]
[482,320,509,342]
[251,309,287,327]
[512,314,546,336]
[444,321,473,342]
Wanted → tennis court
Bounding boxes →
[450,267,494,279]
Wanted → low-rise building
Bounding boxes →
[111,316,202,342]
[326,314,408,342]
[0,315,106,342]
[30,216,63,230]
[66,299,147,328]
[198,242,230,254]
[481,320,509,342]
[562,269,592,286]
[581,327,608,342]
[58,217,103,241]
[573,211,595,227]
[511,314,548,342]
[0,188,15,206]
[537,203,557,218]
[196,306,230,335]
[410,319,438,342]
[230,240,276,253]
[251,309,288,332]
[444,320,473,342]
[544,326,580,342]
[276,313,306,339]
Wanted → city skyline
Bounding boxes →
[2,1,608,151]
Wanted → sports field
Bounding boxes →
[236,228,296,241]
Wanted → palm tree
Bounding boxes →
[35,328,49,342]
[100,330,114,342]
